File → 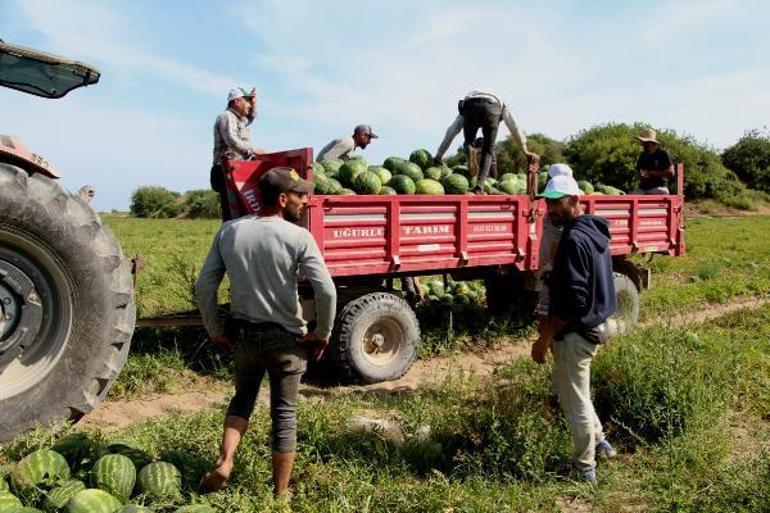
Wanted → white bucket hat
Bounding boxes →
[548,163,573,178]
[539,174,581,199]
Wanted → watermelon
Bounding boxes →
[338,188,356,196]
[91,454,136,502]
[44,479,86,512]
[440,294,454,306]
[326,178,343,195]
[174,506,215,513]
[395,162,424,182]
[348,154,367,165]
[409,149,433,170]
[382,156,405,172]
[368,166,392,185]
[0,479,7,493]
[104,442,152,471]
[452,164,471,177]
[52,434,103,478]
[499,180,526,195]
[425,280,444,296]
[499,173,518,182]
[116,506,151,513]
[454,282,471,295]
[159,450,206,490]
[338,159,367,187]
[11,450,71,493]
[0,492,22,511]
[313,174,332,194]
[136,462,181,501]
[311,161,325,177]
[65,489,121,513]
[10,508,43,513]
[353,171,382,195]
[440,166,454,179]
[442,174,469,194]
[423,166,444,181]
[415,179,444,195]
[379,186,397,195]
[577,180,594,194]
[454,294,471,306]
[596,184,626,196]
[320,158,344,176]
[389,175,416,195]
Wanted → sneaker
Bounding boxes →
[596,439,617,459]
[577,465,597,484]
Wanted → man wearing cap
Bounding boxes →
[532,173,618,484]
[211,86,260,221]
[634,128,674,194]
[316,124,378,162]
[195,167,336,498]
[433,90,539,194]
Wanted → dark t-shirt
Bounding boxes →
[636,147,672,189]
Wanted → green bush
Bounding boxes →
[722,129,770,193]
[130,186,183,218]
[183,189,220,219]
[496,133,565,173]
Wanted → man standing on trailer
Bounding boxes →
[316,124,378,161]
[196,167,337,499]
[634,128,674,194]
[211,86,261,221]
[531,174,618,484]
[433,90,539,194]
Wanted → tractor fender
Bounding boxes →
[0,134,60,178]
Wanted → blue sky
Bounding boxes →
[1,0,768,210]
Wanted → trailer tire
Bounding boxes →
[0,164,135,441]
[606,272,640,337]
[331,292,420,383]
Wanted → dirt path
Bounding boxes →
[82,294,770,430]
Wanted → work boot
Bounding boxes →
[575,465,597,484]
[596,439,617,459]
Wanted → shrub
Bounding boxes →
[130,186,182,218]
[496,133,565,173]
[183,189,221,219]
[722,128,770,193]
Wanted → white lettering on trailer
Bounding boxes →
[471,224,509,233]
[403,225,451,236]
[331,227,385,239]
[243,189,260,211]
[417,244,441,252]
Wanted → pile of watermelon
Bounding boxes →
[419,279,486,309]
[0,434,213,512]
[536,170,627,196]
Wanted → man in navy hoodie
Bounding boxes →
[531,173,618,484]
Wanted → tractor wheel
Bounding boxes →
[0,164,135,441]
[331,292,420,383]
[605,272,640,337]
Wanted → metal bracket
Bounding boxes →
[391,255,401,270]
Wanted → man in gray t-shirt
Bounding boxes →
[196,167,336,498]
[316,123,378,161]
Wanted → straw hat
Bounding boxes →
[636,128,659,143]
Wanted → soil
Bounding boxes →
[81,295,770,431]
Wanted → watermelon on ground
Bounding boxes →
[174,506,215,513]
[351,170,381,195]
[442,174,469,194]
[415,179,444,195]
[65,489,121,513]
[159,450,206,490]
[52,434,103,478]
[382,156,405,172]
[423,166,443,181]
[91,454,136,502]
[136,462,181,501]
[11,507,44,512]
[368,166,392,185]
[0,478,7,493]
[320,158,344,176]
[116,506,151,513]
[338,159,368,187]
[11,449,71,493]
[440,294,454,306]
[45,479,86,512]
[577,180,594,194]
[104,442,152,471]
[0,492,22,511]
[394,162,424,183]
[379,186,397,195]
[409,149,433,170]
[389,175,416,195]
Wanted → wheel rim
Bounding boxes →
[0,227,73,400]
[361,317,403,366]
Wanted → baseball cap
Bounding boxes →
[354,124,378,138]
[227,86,256,103]
[259,166,313,195]
[539,175,581,199]
[548,163,573,178]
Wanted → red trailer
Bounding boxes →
[222,148,686,383]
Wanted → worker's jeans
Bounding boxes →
[460,98,502,191]
[552,332,607,470]
[226,322,309,453]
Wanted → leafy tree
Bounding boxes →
[722,129,770,193]
[130,186,182,218]
[183,189,221,218]
[496,133,565,174]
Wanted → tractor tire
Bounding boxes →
[331,292,420,383]
[0,164,135,441]
[605,272,640,337]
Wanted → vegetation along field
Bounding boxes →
[1,214,768,512]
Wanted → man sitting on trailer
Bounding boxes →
[633,128,674,194]
[316,124,378,162]
[433,90,539,194]
[196,167,337,499]
[531,173,618,484]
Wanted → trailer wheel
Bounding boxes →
[606,272,640,337]
[0,164,135,441]
[331,292,420,383]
